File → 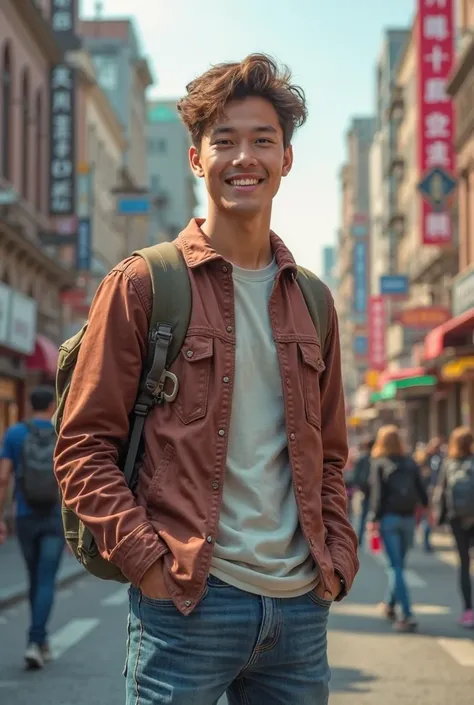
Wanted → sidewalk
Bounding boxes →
[0,537,85,610]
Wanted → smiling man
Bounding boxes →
[55,54,358,705]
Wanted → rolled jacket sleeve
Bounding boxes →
[54,259,168,587]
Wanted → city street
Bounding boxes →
[1,532,473,704]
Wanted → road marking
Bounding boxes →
[101,586,129,607]
[50,618,99,659]
[333,602,449,617]
[371,552,426,587]
[438,637,474,666]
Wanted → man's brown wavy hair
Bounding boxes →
[177,53,307,149]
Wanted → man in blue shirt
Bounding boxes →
[0,385,64,669]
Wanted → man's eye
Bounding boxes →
[256,138,273,144]
[215,140,232,146]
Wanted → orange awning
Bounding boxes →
[424,308,474,361]
[378,367,426,388]
[27,334,59,378]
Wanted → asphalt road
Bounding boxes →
[1,532,473,704]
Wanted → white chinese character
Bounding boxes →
[53,90,71,113]
[51,196,71,213]
[423,15,449,41]
[425,111,450,138]
[426,140,450,167]
[53,11,73,32]
[52,66,72,90]
[52,181,71,200]
[53,114,71,139]
[53,139,71,159]
[425,0,447,7]
[425,45,449,73]
[51,159,72,179]
[426,212,450,239]
[425,78,448,103]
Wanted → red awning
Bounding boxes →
[27,334,59,378]
[378,367,425,387]
[424,308,474,361]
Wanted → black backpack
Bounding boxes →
[447,458,474,518]
[17,422,59,509]
[384,457,419,515]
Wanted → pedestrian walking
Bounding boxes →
[413,445,434,553]
[433,426,474,628]
[368,425,428,632]
[354,437,375,550]
[0,385,63,669]
[54,53,358,704]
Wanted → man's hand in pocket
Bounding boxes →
[139,559,170,600]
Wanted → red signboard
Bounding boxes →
[396,305,450,329]
[368,296,386,372]
[417,0,456,245]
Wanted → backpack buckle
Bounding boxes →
[158,370,179,403]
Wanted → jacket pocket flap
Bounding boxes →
[181,336,214,362]
[298,342,326,373]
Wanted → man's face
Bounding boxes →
[190,96,293,216]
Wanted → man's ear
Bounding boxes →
[282,145,293,177]
[189,146,204,178]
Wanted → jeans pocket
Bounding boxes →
[139,590,176,608]
[206,574,233,589]
[307,590,333,609]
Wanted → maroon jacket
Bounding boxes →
[54,219,358,614]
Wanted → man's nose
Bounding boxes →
[233,144,258,168]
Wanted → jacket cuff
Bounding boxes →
[109,522,169,586]
[329,543,359,600]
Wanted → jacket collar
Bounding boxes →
[177,218,297,277]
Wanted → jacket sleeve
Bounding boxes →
[319,297,359,595]
[54,260,169,587]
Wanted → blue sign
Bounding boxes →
[380,275,409,296]
[117,197,150,216]
[418,167,457,210]
[354,336,368,356]
[353,241,367,315]
[76,218,91,271]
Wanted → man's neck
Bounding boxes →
[32,412,51,422]
[201,208,273,270]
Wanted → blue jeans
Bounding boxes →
[124,575,331,704]
[358,495,370,548]
[16,513,65,645]
[380,514,415,619]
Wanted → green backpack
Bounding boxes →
[55,243,330,583]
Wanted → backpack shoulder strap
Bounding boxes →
[296,266,330,353]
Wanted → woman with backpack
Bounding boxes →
[368,425,428,632]
[433,427,474,628]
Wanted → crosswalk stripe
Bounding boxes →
[101,587,129,607]
[437,638,474,666]
[50,618,99,659]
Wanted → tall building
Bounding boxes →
[80,17,154,252]
[336,117,376,405]
[147,100,197,243]
[369,29,410,297]
[321,245,337,292]
[0,0,73,431]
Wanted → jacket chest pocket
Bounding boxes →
[173,335,214,424]
[298,342,326,428]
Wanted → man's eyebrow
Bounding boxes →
[210,124,278,137]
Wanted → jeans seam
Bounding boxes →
[133,592,145,705]
[237,677,250,705]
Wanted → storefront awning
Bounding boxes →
[372,375,437,402]
[378,367,426,387]
[27,335,59,379]
[424,308,474,361]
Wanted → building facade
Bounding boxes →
[0,0,73,434]
[321,245,337,293]
[336,117,376,406]
[147,100,197,243]
[80,17,153,253]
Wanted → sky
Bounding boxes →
[81,0,415,275]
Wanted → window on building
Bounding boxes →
[21,69,30,199]
[148,138,168,154]
[1,43,12,181]
[93,55,118,91]
[35,90,43,212]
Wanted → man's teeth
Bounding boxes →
[229,179,259,186]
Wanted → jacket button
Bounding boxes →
[226,325,233,333]
[212,481,219,490]
[297,485,303,493]
[290,432,296,441]
[222,265,228,273]
[218,429,225,436]
[186,350,194,358]
[223,376,230,384]
[206,535,214,543]
[185,600,192,607]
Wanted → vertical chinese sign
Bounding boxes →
[417,0,456,246]
[353,240,368,320]
[368,296,386,372]
[49,65,76,216]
